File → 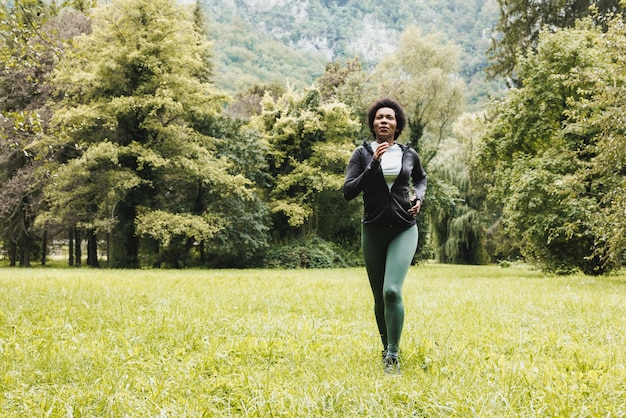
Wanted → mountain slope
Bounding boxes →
[200,0,501,105]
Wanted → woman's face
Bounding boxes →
[373,107,397,142]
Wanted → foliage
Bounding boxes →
[487,0,625,85]
[2,266,626,415]
[42,0,252,268]
[0,1,86,266]
[224,82,286,120]
[251,88,359,236]
[0,113,44,265]
[370,26,465,162]
[477,18,625,274]
[3,0,623,273]
[564,16,626,268]
[429,114,490,265]
[263,235,349,268]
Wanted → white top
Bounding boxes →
[371,141,402,190]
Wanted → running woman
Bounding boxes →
[343,97,427,374]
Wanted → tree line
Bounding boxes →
[1,0,624,274]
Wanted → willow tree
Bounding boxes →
[429,114,490,265]
[43,0,251,268]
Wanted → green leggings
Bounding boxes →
[362,223,418,354]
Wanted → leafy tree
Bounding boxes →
[44,0,251,268]
[487,0,624,86]
[564,16,626,269]
[250,88,359,239]
[315,57,370,141]
[0,1,89,266]
[0,0,47,266]
[370,26,465,164]
[224,82,286,120]
[194,116,272,268]
[477,18,623,274]
[190,0,213,83]
[0,114,44,266]
[315,57,365,104]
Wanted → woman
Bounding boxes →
[343,97,427,374]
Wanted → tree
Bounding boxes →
[44,0,251,268]
[565,16,626,269]
[0,115,44,266]
[477,18,623,274]
[429,114,490,264]
[0,1,90,266]
[315,57,366,107]
[224,82,286,120]
[193,116,272,268]
[250,88,359,239]
[487,0,624,86]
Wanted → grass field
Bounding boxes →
[1,264,625,417]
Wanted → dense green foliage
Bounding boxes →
[477,17,626,274]
[487,0,625,85]
[41,0,251,268]
[250,88,359,232]
[1,0,625,272]
[0,0,84,266]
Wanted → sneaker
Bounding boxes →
[383,353,400,375]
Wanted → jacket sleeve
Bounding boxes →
[411,152,427,202]
[343,146,380,201]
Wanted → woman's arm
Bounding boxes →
[343,147,379,201]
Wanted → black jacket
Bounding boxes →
[343,140,427,228]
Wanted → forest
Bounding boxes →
[1,0,625,274]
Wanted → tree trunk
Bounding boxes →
[19,234,31,267]
[74,226,82,267]
[87,229,99,268]
[68,228,74,266]
[110,202,140,268]
[106,232,110,268]
[9,241,17,267]
[41,229,48,266]
[199,239,206,264]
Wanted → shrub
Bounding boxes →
[264,236,349,269]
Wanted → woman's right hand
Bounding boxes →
[373,142,389,161]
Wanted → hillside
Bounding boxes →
[199,0,503,107]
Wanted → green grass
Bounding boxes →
[1,264,625,417]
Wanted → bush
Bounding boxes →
[264,236,351,269]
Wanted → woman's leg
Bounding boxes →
[383,225,418,355]
[361,224,389,350]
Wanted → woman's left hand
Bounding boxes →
[408,199,421,217]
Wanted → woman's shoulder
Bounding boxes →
[398,142,417,153]
[354,140,374,153]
